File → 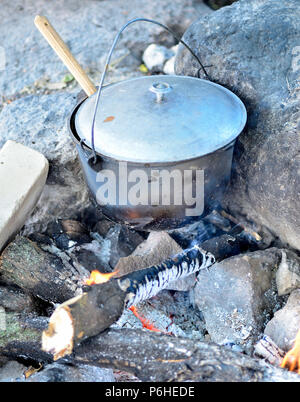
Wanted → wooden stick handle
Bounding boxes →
[34,15,97,97]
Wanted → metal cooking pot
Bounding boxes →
[68,19,247,231]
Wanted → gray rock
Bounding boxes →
[142,44,174,71]
[163,56,176,75]
[0,0,212,97]
[0,92,90,232]
[276,250,300,296]
[0,92,76,162]
[0,360,26,382]
[264,289,300,352]
[115,231,181,275]
[23,363,115,382]
[192,248,282,352]
[114,231,196,291]
[175,0,300,251]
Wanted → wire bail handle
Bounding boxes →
[90,17,210,164]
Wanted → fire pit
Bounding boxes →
[0,206,300,382]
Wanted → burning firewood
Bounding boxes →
[281,329,300,374]
[42,280,126,360]
[42,231,260,360]
[42,245,214,360]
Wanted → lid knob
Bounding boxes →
[149,82,172,103]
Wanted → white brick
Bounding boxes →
[0,140,49,251]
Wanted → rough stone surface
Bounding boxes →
[22,363,115,382]
[276,250,300,296]
[175,0,300,251]
[0,0,212,97]
[264,289,300,352]
[115,231,196,291]
[115,231,181,275]
[192,248,283,352]
[0,360,27,382]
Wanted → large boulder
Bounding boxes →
[175,0,300,251]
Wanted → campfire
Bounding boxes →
[84,262,300,375]
[1,208,300,382]
[84,270,166,332]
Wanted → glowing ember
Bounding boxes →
[280,329,300,374]
[129,306,163,333]
[84,270,118,286]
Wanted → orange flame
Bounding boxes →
[280,329,300,374]
[84,270,118,286]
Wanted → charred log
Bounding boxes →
[0,236,82,303]
[42,245,215,358]
[0,285,35,313]
[69,328,300,382]
[44,219,91,250]
[42,231,262,359]
[42,281,126,360]
[0,312,52,364]
[2,326,299,382]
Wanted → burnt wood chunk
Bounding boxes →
[0,312,52,364]
[0,286,35,313]
[69,328,300,382]
[2,325,299,382]
[0,236,79,303]
[42,281,126,360]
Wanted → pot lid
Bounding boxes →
[75,75,247,163]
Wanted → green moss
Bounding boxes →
[0,313,40,347]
